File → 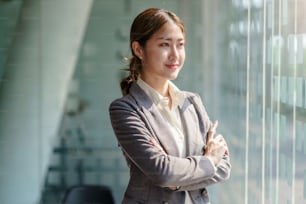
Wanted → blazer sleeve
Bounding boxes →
[109,97,217,188]
[176,155,231,191]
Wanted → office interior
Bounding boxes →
[0,0,305,203]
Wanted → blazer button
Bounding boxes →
[201,188,208,197]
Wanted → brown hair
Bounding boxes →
[120,8,185,96]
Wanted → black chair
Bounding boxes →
[61,185,115,204]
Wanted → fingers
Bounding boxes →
[149,138,166,154]
[210,120,218,133]
[215,135,230,156]
[214,134,223,141]
[215,134,228,147]
[207,120,218,141]
[205,121,230,160]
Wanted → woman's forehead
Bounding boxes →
[151,22,185,40]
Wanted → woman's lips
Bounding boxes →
[165,64,179,69]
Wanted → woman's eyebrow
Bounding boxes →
[156,37,185,41]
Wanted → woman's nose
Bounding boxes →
[169,46,179,60]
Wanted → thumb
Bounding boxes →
[207,120,218,141]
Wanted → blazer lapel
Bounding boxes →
[129,83,180,156]
[179,97,206,156]
[146,107,181,156]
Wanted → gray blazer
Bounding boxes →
[109,83,231,204]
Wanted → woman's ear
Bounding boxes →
[131,41,144,60]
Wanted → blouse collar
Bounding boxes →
[137,78,185,109]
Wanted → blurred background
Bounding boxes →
[0,0,305,203]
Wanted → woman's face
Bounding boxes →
[136,20,185,84]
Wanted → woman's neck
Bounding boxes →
[140,75,169,97]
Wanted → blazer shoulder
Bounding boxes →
[110,83,153,112]
[109,95,138,112]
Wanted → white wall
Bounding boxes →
[0,0,93,203]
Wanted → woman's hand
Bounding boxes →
[204,121,229,165]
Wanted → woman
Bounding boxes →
[109,8,231,204]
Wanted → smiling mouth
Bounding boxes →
[166,64,179,69]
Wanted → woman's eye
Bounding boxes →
[178,42,185,48]
[160,43,169,47]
